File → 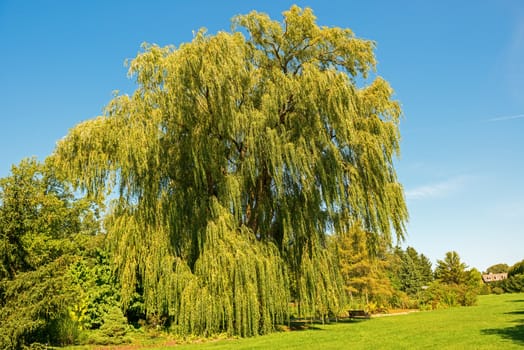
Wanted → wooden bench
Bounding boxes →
[348,309,370,319]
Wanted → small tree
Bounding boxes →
[336,225,394,310]
[393,247,433,296]
[422,251,480,308]
[435,251,467,285]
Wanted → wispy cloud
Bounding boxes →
[487,114,524,122]
[405,176,468,200]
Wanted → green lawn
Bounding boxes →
[142,293,524,350]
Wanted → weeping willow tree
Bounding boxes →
[51,6,407,336]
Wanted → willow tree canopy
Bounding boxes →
[52,5,407,336]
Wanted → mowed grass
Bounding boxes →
[145,293,524,350]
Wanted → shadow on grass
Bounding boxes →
[336,318,371,324]
[481,324,524,345]
[284,317,368,331]
[284,320,325,331]
[506,310,524,315]
[482,302,524,346]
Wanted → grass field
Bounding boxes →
[68,293,524,349]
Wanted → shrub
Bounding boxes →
[83,306,131,345]
[0,257,79,349]
[419,281,478,310]
[491,287,504,295]
[499,274,524,293]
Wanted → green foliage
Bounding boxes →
[335,225,395,311]
[508,259,524,277]
[295,236,346,320]
[51,5,407,336]
[491,286,505,295]
[486,263,509,274]
[68,235,121,330]
[495,274,524,293]
[145,293,524,350]
[490,259,524,294]
[390,246,433,296]
[435,251,468,285]
[0,159,103,348]
[82,306,132,345]
[0,159,99,278]
[0,256,78,349]
[419,281,474,309]
[420,252,481,309]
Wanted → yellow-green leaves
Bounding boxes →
[51,5,407,337]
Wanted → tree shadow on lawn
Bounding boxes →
[284,317,368,331]
[481,297,524,344]
[285,320,325,331]
[505,310,524,315]
[336,318,371,324]
[481,323,524,345]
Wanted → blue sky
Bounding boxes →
[0,0,522,271]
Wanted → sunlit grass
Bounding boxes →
[65,293,524,349]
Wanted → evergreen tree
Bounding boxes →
[423,251,480,308]
[418,253,434,286]
[435,251,467,285]
[336,225,394,309]
[52,6,407,336]
[0,159,100,348]
[389,247,432,296]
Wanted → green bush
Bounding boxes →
[419,281,478,309]
[499,274,524,293]
[491,286,504,295]
[389,290,417,309]
[82,306,131,345]
[0,257,79,349]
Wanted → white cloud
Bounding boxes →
[405,176,468,200]
[487,113,524,122]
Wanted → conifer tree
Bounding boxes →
[52,6,407,336]
[336,225,394,308]
[435,251,467,285]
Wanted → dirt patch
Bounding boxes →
[372,309,419,317]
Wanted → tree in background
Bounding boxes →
[0,159,91,280]
[390,246,433,296]
[434,251,467,285]
[485,263,509,274]
[51,5,407,336]
[335,225,395,311]
[508,260,524,277]
[0,159,103,348]
[492,259,524,293]
[422,251,481,308]
[0,159,127,348]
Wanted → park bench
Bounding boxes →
[348,309,371,319]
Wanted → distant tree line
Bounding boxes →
[484,260,524,294]
[334,226,483,311]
